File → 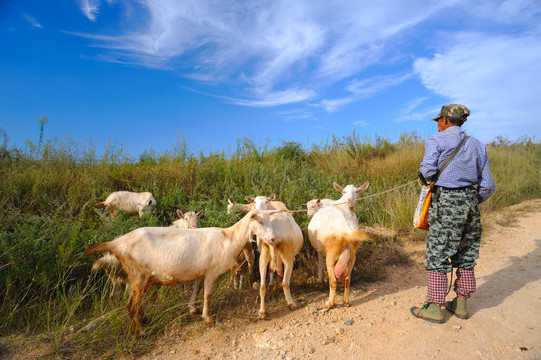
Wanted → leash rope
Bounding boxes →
[268,179,418,214]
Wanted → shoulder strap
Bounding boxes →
[434,135,469,181]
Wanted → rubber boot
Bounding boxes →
[410,303,444,323]
[446,297,468,319]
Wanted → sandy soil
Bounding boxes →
[2,199,540,360]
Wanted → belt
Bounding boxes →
[434,185,475,191]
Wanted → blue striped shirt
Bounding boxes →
[419,126,496,203]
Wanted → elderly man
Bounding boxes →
[411,104,496,323]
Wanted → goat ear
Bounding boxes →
[228,199,233,205]
[333,182,344,193]
[176,210,184,218]
[196,210,203,218]
[356,182,369,193]
[316,199,321,204]
[268,194,276,201]
[245,196,255,202]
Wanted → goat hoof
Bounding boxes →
[189,307,199,314]
[258,312,267,320]
[203,317,214,326]
[343,301,351,307]
[324,301,335,310]
[288,303,298,311]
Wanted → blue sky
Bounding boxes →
[1,0,540,157]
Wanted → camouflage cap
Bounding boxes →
[432,104,470,121]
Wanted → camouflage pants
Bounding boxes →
[425,186,482,273]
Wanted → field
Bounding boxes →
[0,130,539,357]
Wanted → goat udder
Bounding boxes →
[333,248,351,282]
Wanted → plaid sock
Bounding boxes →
[454,268,476,299]
[426,271,447,306]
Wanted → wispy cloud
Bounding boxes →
[353,120,369,127]
[70,0,450,107]
[22,14,43,29]
[69,0,541,128]
[78,0,101,21]
[319,73,413,112]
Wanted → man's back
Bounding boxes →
[420,126,495,202]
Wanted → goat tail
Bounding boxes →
[90,253,118,272]
[85,242,112,257]
[345,229,373,243]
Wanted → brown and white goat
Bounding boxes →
[308,204,371,309]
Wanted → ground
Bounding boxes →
[2,200,541,360]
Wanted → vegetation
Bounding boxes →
[0,128,539,357]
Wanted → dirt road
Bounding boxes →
[139,199,541,360]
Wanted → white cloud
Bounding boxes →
[22,14,43,29]
[319,73,412,112]
[78,0,101,21]
[72,0,454,107]
[70,0,541,125]
[353,120,369,127]
[414,32,541,141]
[228,88,316,107]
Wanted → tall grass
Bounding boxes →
[0,131,539,356]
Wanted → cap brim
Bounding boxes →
[432,115,441,121]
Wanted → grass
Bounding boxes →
[0,131,540,357]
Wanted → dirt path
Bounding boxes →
[2,200,540,360]
[138,199,541,360]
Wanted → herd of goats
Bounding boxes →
[86,181,371,336]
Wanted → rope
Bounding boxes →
[273,179,418,214]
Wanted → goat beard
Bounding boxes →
[334,248,351,282]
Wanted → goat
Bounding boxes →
[85,210,276,336]
[92,208,203,296]
[248,195,303,319]
[171,209,203,229]
[308,182,369,283]
[227,195,288,214]
[305,198,334,218]
[308,204,371,310]
[225,195,288,290]
[95,191,156,218]
[308,205,371,309]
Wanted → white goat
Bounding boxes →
[226,195,288,290]
[95,191,156,218]
[248,195,303,319]
[85,210,276,336]
[227,195,288,214]
[92,208,203,296]
[171,209,203,229]
[305,181,369,218]
[305,198,335,218]
[308,205,371,309]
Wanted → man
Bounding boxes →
[411,104,496,323]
